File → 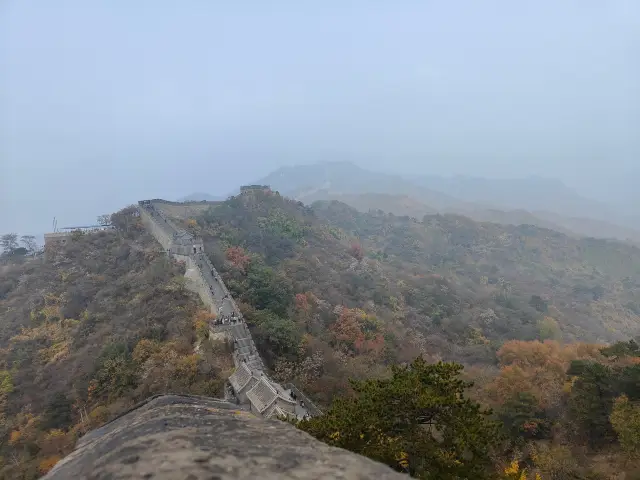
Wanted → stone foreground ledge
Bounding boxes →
[44,394,406,480]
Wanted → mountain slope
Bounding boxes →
[410,174,617,221]
[258,161,474,211]
[167,190,640,375]
[0,207,232,478]
[297,190,438,218]
[256,162,640,243]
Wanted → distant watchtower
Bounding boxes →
[239,185,271,194]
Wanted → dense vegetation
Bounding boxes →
[166,188,640,478]
[0,208,232,478]
[2,189,640,478]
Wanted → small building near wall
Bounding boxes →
[170,230,203,256]
[44,232,71,248]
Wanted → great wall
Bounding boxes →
[42,195,409,480]
[136,198,320,420]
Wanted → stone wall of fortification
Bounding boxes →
[139,204,216,314]
[180,254,218,315]
[138,202,230,319]
[139,206,173,250]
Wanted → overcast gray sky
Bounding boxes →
[1,1,638,235]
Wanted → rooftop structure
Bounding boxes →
[240,184,271,193]
[44,225,114,248]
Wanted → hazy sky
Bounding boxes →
[1,1,638,235]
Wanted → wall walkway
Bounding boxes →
[137,200,313,419]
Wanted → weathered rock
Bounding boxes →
[44,394,407,480]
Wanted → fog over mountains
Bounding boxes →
[241,161,640,244]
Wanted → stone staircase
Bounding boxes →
[137,199,317,419]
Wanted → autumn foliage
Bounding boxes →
[488,340,603,409]
[349,241,364,261]
[331,307,385,356]
[38,456,61,475]
[226,246,251,272]
[295,293,310,311]
[0,219,233,478]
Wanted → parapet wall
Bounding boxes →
[43,394,405,479]
[147,198,217,206]
[181,254,218,315]
[139,205,173,251]
[199,252,242,317]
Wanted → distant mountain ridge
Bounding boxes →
[408,174,617,222]
[258,162,477,212]
[255,162,640,244]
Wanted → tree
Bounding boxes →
[567,361,617,448]
[0,233,19,254]
[489,340,576,411]
[226,246,251,272]
[610,395,640,460]
[245,261,293,316]
[331,308,385,357]
[20,235,38,254]
[349,241,364,261]
[528,295,547,313]
[537,316,561,341]
[609,395,640,463]
[43,393,73,430]
[97,214,112,226]
[601,339,640,359]
[298,357,501,479]
[530,444,580,479]
[498,392,551,442]
[251,309,300,359]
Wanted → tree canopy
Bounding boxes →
[298,357,501,480]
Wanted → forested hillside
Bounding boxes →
[162,189,640,478]
[256,162,640,244]
[171,190,640,365]
[0,207,232,478]
[3,190,640,478]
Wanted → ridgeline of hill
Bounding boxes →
[254,162,640,244]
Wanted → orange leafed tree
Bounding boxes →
[226,246,251,272]
[349,242,364,261]
[186,218,198,230]
[487,340,602,409]
[8,429,21,445]
[331,308,385,356]
[39,455,61,475]
[194,308,216,325]
[295,293,310,311]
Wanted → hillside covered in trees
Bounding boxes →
[0,208,232,478]
[161,189,640,478]
[2,190,640,478]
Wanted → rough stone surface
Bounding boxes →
[44,394,406,480]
